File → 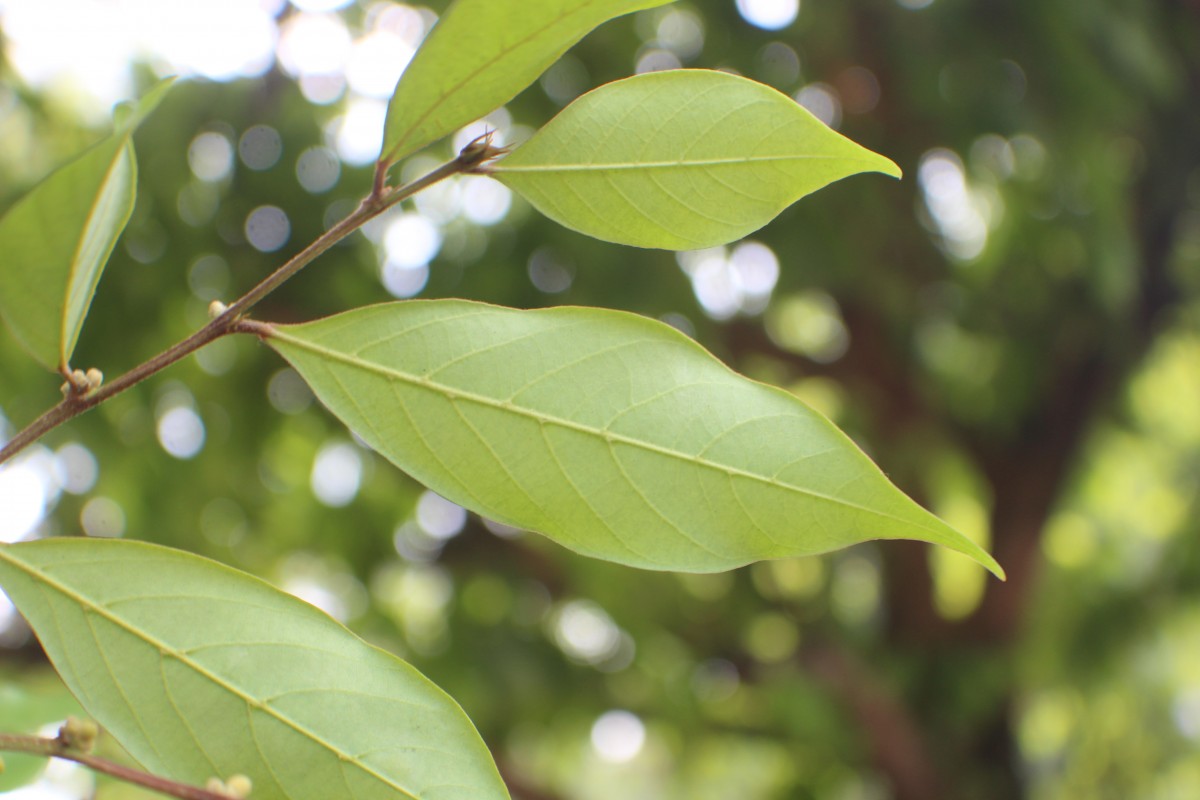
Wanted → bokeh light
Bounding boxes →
[0,454,50,543]
[310,440,363,507]
[918,148,992,260]
[676,241,781,320]
[381,261,430,299]
[267,368,315,415]
[244,205,291,253]
[156,406,206,460]
[54,443,97,495]
[345,29,414,97]
[590,710,646,763]
[372,562,454,653]
[459,176,512,226]
[540,54,589,105]
[528,247,575,294]
[291,0,353,11]
[188,132,235,183]
[766,291,850,362]
[296,146,341,193]
[330,98,387,165]
[794,82,842,129]
[736,0,800,31]
[278,552,367,624]
[635,48,683,74]
[1,0,277,119]
[239,124,283,171]
[757,41,801,87]
[551,600,633,670]
[277,13,352,77]
[80,497,126,538]
[655,7,705,61]
[415,491,468,540]
[384,212,442,268]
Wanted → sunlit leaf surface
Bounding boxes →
[0,80,172,370]
[266,301,1002,577]
[0,539,510,800]
[493,70,901,249]
[380,0,672,166]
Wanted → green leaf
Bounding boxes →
[264,301,1004,578]
[0,79,172,370]
[0,539,510,800]
[492,69,901,249]
[380,0,673,166]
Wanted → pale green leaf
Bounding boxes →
[0,539,510,800]
[380,0,673,166]
[0,79,171,370]
[264,301,1004,578]
[492,69,901,249]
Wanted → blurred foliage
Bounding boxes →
[2,1,1199,799]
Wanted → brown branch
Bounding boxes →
[0,732,234,800]
[801,641,944,800]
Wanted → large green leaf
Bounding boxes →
[0,539,509,800]
[264,301,1003,578]
[492,69,901,249]
[380,0,673,166]
[0,80,171,370]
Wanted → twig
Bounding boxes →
[0,732,233,800]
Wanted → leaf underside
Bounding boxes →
[0,79,171,370]
[493,69,901,250]
[0,539,510,800]
[381,0,673,166]
[266,301,1003,578]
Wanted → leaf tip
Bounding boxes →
[980,552,1006,581]
[952,537,1005,580]
[928,522,1005,580]
[876,154,902,180]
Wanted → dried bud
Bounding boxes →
[458,130,509,173]
[85,368,103,390]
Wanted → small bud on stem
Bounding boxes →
[58,717,99,753]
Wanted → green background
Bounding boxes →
[2,1,1198,798]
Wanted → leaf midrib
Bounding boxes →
[269,327,947,539]
[493,153,873,173]
[0,547,424,800]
